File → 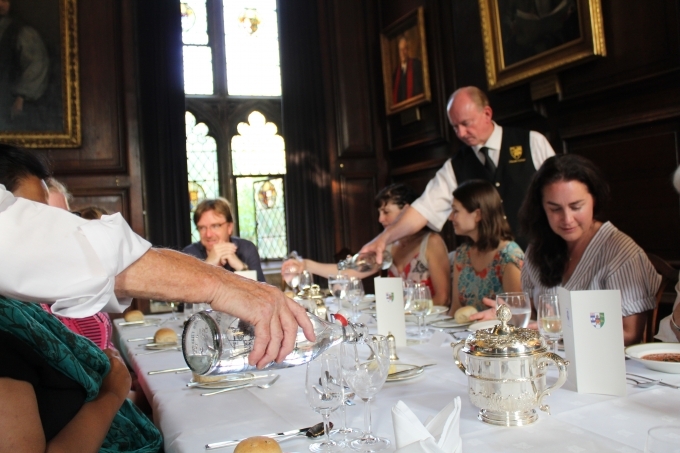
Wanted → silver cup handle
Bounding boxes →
[536,352,569,415]
[451,340,468,374]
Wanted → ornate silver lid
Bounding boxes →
[462,304,546,357]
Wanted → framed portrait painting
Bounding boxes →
[380,7,431,115]
[0,0,81,148]
[479,0,606,90]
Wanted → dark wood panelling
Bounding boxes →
[339,175,380,253]
[568,120,680,260]
[70,191,129,219]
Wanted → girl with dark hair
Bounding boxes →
[520,154,659,345]
[282,183,451,306]
[449,180,523,315]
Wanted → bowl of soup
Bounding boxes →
[625,343,680,374]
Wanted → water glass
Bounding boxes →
[402,279,415,312]
[283,264,302,291]
[300,270,313,291]
[347,277,365,323]
[495,292,531,328]
[344,335,391,451]
[328,274,350,308]
[305,353,344,452]
[645,425,680,453]
[411,284,433,337]
[331,343,361,443]
[537,294,562,353]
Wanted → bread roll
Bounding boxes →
[234,436,282,453]
[454,306,478,324]
[154,327,178,344]
[124,309,144,322]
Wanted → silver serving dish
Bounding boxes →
[451,304,569,426]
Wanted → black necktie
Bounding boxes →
[479,147,496,175]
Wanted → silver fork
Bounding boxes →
[201,375,280,396]
[626,377,658,388]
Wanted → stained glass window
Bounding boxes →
[181,1,213,95]
[186,112,219,242]
[231,111,287,259]
[223,0,282,96]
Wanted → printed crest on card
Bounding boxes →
[590,312,605,328]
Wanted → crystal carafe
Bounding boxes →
[183,310,368,376]
[337,251,393,273]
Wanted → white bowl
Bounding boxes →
[468,319,501,331]
[625,343,680,374]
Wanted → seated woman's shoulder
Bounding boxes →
[500,241,525,262]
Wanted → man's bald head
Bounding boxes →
[446,86,494,147]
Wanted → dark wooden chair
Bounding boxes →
[644,254,679,343]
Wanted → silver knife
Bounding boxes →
[626,372,680,389]
[388,363,437,378]
[127,336,154,342]
[205,427,310,450]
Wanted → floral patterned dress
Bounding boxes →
[387,233,435,296]
[455,241,524,311]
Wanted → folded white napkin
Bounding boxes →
[392,398,462,453]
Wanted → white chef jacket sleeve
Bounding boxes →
[529,131,556,169]
[655,277,680,342]
[410,159,458,232]
[0,189,151,318]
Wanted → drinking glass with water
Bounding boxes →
[495,292,531,328]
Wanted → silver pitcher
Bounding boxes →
[451,304,569,426]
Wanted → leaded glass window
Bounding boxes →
[231,111,287,259]
[223,0,281,96]
[181,1,213,95]
[186,112,219,242]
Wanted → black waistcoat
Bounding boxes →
[451,127,535,248]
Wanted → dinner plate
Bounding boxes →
[144,342,180,350]
[341,299,373,311]
[428,317,472,329]
[118,318,162,327]
[468,320,501,331]
[625,343,680,374]
[386,363,425,382]
[363,294,376,303]
[189,373,257,389]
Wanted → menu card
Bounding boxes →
[375,277,407,347]
[558,288,627,396]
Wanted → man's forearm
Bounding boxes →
[379,206,429,245]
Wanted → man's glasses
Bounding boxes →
[197,222,227,234]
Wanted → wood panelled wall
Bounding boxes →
[32,0,145,236]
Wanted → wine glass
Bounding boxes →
[495,292,531,328]
[537,294,562,353]
[344,335,391,451]
[167,301,181,321]
[411,284,433,337]
[328,274,350,310]
[347,277,365,323]
[283,264,302,292]
[300,270,313,291]
[645,425,680,453]
[402,279,415,312]
[305,353,344,452]
[331,343,361,443]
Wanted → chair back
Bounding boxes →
[645,253,679,343]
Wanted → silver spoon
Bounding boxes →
[201,375,280,396]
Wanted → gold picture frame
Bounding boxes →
[0,0,81,148]
[479,0,606,90]
[380,7,431,115]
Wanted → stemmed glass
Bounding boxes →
[305,353,344,452]
[411,284,433,337]
[495,292,531,328]
[537,294,562,353]
[283,264,302,292]
[347,277,365,323]
[402,279,415,312]
[344,335,391,451]
[331,343,361,443]
[299,271,313,291]
[328,274,350,311]
[167,301,181,321]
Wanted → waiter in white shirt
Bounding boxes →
[0,145,313,368]
[362,86,555,256]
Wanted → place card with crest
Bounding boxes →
[375,278,407,347]
[558,288,627,396]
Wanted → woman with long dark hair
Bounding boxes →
[449,180,523,315]
[520,154,659,345]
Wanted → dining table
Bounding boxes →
[113,312,680,453]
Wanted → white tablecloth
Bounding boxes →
[113,315,680,453]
